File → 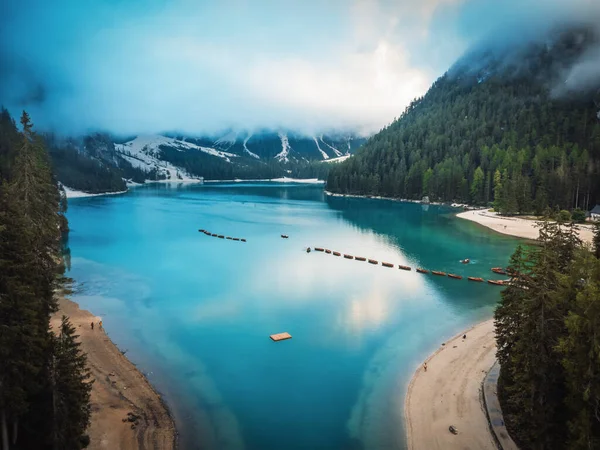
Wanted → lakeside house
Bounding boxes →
[591,205,600,221]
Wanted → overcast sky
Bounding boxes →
[0,0,598,136]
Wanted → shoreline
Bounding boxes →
[324,190,475,208]
[404,319,498,450]
[64,178,325,198]
[204,177,324,183]
[457,208,594,245]
[51,294,177,450]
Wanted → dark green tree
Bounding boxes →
[50,317,93,450]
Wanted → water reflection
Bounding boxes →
[66,184,517,450]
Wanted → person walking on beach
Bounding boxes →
[91,322,94,330]
[423,362,427,372]
[99,320,103,330]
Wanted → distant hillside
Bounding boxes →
[48,130,366,193]
[327,27,600,214]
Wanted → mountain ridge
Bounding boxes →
[48,129,366,193]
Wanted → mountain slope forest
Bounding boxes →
[45,131,365,194]
[327,27,600,215]
[0,109,92,449]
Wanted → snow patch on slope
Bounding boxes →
[313,137,329,160]
[319,135,343,157]
[115,134,236,181]
[214,131,238,149]
[323,154,352,164]
[243,134,260,159]
[276,133,291,162]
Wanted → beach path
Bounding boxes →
[405,319,497,450]
[51,295,176,450]
[457,209,594,244]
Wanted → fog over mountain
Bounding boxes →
[1,0,599,136]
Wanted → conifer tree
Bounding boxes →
[556,251,600,449]
[51,317,92,450]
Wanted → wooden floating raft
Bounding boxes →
[368,259,378,265]
[270,332,292,342]
[448,273,463,280]
[315,247,325,252]
[488,279,505,286]
[491,267,507,275]
[344,254,354,259]
[468,277,484,282]
[355,256,366,261]
[416,268,429,274]
[325,249,332,254]
[398,265,411,271]
[333,251,341,256]
[431,270,447,276]
[382,262,394,268]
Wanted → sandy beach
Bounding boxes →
[457,209,595,244]
[405,319,497,450]
[51,294,176,450]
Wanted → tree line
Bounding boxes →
[0,109,92,449]
[495,220,600,449]
[327,29,600,214]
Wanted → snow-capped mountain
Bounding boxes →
[114,135,238,181]
[173,130,365,163]
[49,130,367,193]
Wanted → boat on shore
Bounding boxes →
[333,251,341,256]
[368,259,378,265]
[398,265,411,271]
[431,270,446,276]
[416,268,429,274]
[325,249,332,254]
[488,279,505,286]
[491,267,507,275]
[355,256,366,261]
[382,262,393,268]
[315,247,324,252]
[344,254,354,259]
[468,277,484,282]
[448,273,463,279]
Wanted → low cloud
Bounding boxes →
[0,0,598,136]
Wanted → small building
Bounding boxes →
[591,205,600,221]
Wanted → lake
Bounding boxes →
[66,182,518,450]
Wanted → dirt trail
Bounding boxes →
[405,319,497,450]
[52,295,176,450]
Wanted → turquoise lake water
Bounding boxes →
[66,183,519,450]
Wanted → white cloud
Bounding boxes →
[3,0,596,135]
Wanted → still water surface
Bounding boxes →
[66,183,518,450]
